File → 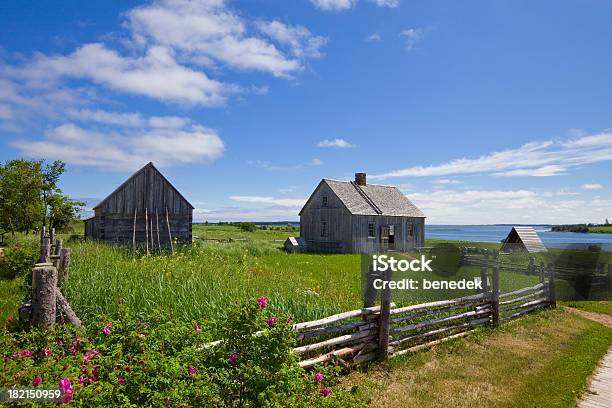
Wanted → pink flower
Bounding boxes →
[257,296,267,309]
[32,377,42,387]
[320,387,330,397]
[314,372,324,383]
[166,398,170,408]
[83,349,100,362]
[59,378,74,403]
[229,352,237,367]
[193,323,202,333]
[43,347,52,357]
[63,364,69,371]
[117,376,125,385]
[102,323,112,335]
[266,316,277,328]
[78,375,86,385]
[6,315,13,322]
[188,366,197,377]
[12,350,33,358]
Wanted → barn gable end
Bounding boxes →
[85,162,193,247]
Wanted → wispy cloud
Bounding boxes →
[408,188,612,224]
[400,28,425,50]
[371,131,612,180]
[317,138,355,148]
[433,178,462,185]
[229,195,306,208]
[247,157,323,170]
[311,0,399,11]
[366,33,382,42]
[583,183,604,190]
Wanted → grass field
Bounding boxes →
[589,225,612,234]
[2,224,607,329]
[347,308,612,407]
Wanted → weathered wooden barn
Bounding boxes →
[298,173,425,253]
[501,226,547,253]
[84,162,193,248]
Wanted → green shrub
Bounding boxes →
[0,241,38,280]
[0,298,364,407]
[238,222,257,233]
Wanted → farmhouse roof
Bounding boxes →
[502,227,547,253]
[93,162,194,210]
[300,179,425,217]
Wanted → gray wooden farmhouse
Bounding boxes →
[298,173,425,253]
[84,162,193,247]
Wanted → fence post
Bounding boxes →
[491,254,500,327]
[377,267,392,360]
[39,234,51,263]
[608,263,612,292]
[528,257,535,275]
[31,264,57,327]
[58,248,71,284]
[547,263,556,307]
[538,262,546,284]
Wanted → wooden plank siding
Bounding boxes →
[300,180,426,254]
[86,163,193,247]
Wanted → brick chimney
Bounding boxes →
[355,172,366,186]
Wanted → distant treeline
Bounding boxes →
[552,220,611,234]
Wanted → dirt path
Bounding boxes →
[565,307,612,328]
[565,307,612,408]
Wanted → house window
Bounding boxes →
[368,223,375,238]
[322,196,328,207]
[321,221,328,238]
[407,223,414,237]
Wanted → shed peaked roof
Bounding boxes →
[300,179,425,217]
[502,227,547,253]
[93,162,194,210]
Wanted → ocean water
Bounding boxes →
[425,225,612,250]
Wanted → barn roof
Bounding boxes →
[300,179,425,217]
[93,162,194,210]
[501,227,547,253]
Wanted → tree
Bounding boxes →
[48,194,84,232]
[0,159,83,234]
[606,218,610,226]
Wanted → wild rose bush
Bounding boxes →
[1,298,364,407]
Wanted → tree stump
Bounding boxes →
[31,264,57,327]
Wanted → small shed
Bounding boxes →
[501,227,547,253]
[284,237,306,253]
[84,162,193,247]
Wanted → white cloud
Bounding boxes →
[317,138,355,148]
[11,122,224,171]
[583,183,604,190]
[68,109,191,129]
[371,131,612,180]
[433,178,462,184]
[256,20,327,59]
[408,188,612,224]
[310,158,324,166]
[13,44,230,106]
[126,0,324,78]
[310,0,357,10]
[229,195,306,208]
[2,0,325,113]
[369,0,400,7]
[400,28,424,50]
[310,0,399,10]
[366,33,382,42]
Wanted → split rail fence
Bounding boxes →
[204,247,556,368]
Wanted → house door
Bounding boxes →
[380,225,395,251]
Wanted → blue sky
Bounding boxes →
[1,0,611,224]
